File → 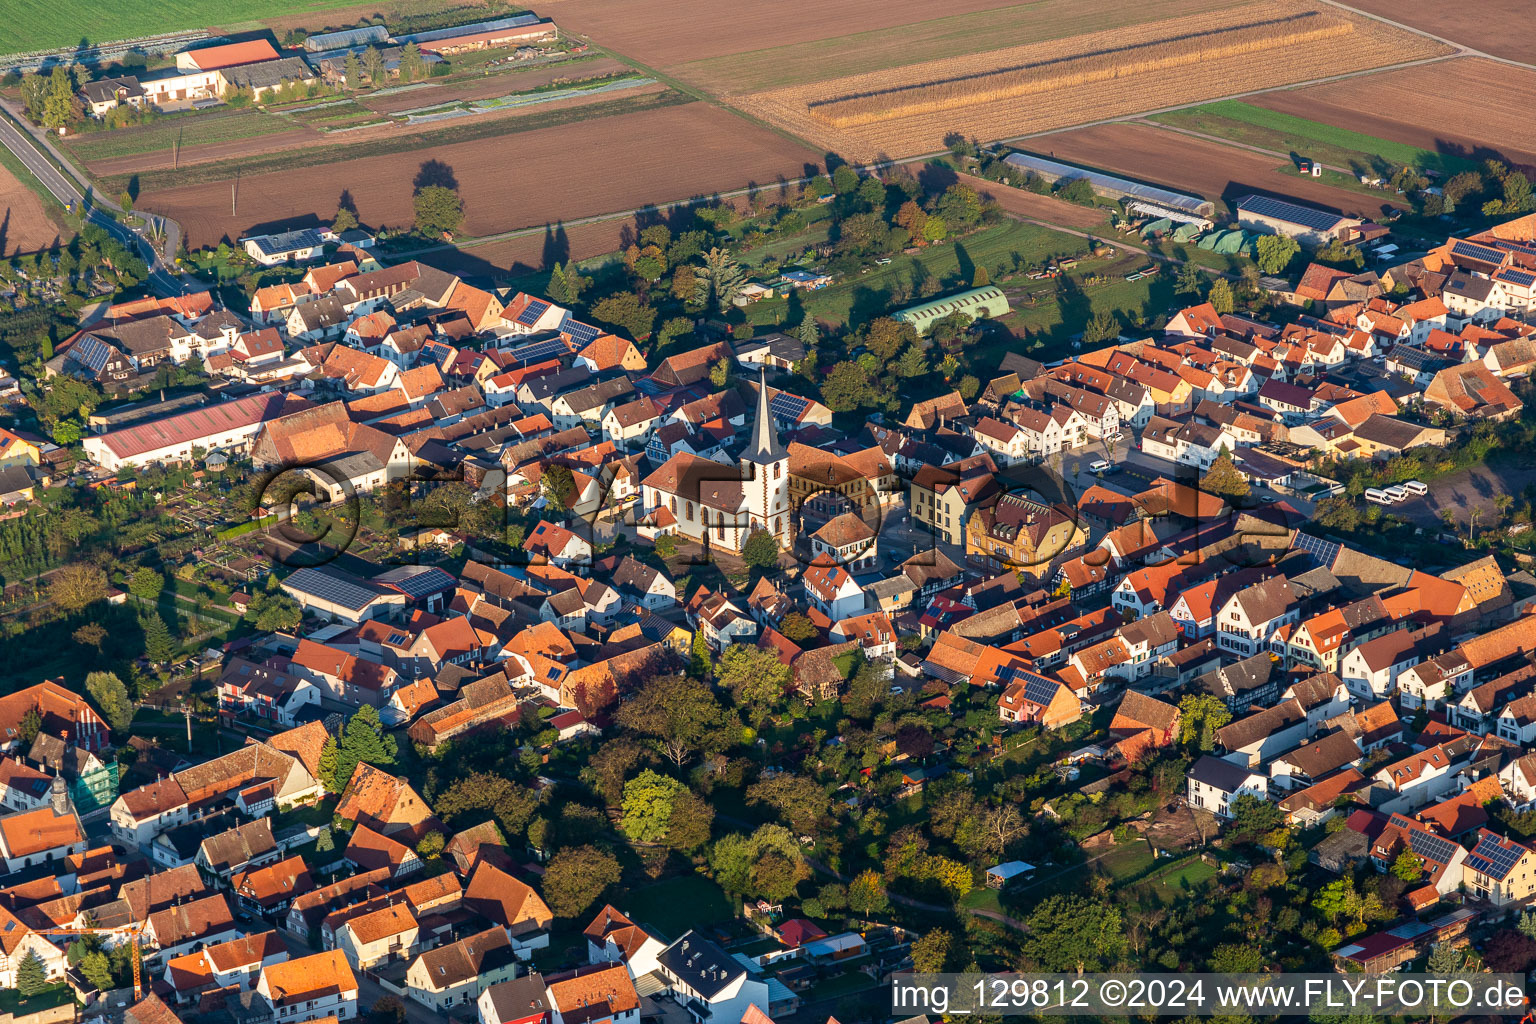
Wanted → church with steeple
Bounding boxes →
[639,369,794,554]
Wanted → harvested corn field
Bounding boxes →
[737,0,1450,160]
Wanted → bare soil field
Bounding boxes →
[1035,122,1404,218]
[84,84,667,179]
[1249,58,1536,172]
[136,101,821,250]
[541,0,1029,70]
[668,0,1239,95]
[951,172,1111,232]
[736,0,1448,160]
[1331,0,1536,64]
[0,164,65,256]
[358,58,629,113]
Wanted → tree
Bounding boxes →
[332,205,359,233]
[863,318,919,362]
[77,950,113,992]
[972,265,990,287]
[415,830,445,860]
[796,315,819,349]
[330,705,397,788]
[1178,694,1232,750]
[541,464,577,510]
[693,248,746,314]
[747,774,828,834]
[820,361,874,413]
[653,534,677,560]
[922,215,948,243]
[413,184,464,237]
[1391,849,1423,882]
[18,707,42,746]
[1316,239,1365,271]
[894,201,928,240]
[618,673,730,767]
[911,929,953,973]
[1081,309,1120,346]
[1023,895,1125,972]
[1209,943,1264,973]
[591,292,656,340]
[362,47,387,87]
[1505,171,1535,213]
[831,165,860,195]
[718,644,789,726]
[85,671,132,732]
[689,630,711,679]
[1254,234,1300,275]
[1176,260,1205,296]
[710,824,809,902]
[542,845,622,918]
[42,65,79,130]
[1482,930,1536,974]
[894,344,929,379]
[621,769,685,842]
[49,562,106,611]
[741,529,779,571]
[128,566,164,601]
[1425,939,1467,975]
[1201,453,1250,501]
[141,613,175,664]
[847,869,889,916]
[779,612,818,644]
[343,52,363,89]
[15,949,48,997]
[1208,278,1235,314]
[368,997,407,1024]
[666,789,715,851]
[399,41,426,82]
[709,358,730,389]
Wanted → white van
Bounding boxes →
[1402,480,1429,495]
[1088,459,1111,474]
[1365,488,1392,504]
[1384,485,1409,502]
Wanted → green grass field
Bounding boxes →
[1148,100,1478,178]
[0,0,369,55]
[743,219,1085,330]
[625,874,734,940]
[64,110,301,162]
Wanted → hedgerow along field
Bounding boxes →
[732,0,1449,160]
[1148,100,1480,178]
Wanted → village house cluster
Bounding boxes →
[7,189,1536,1021]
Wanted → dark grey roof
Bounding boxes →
[482,973,549,1023]
[744,367,787,464]
[1236,194,1351,232]
[658,932,746,1000]
[245,228,325,258]
[282,566,386,610]
[1188,754,1258,793]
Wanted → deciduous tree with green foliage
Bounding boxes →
[1201,452,1250,501]
[85,671,132,732]
[710,824,809,902]
[718,644,789,726]
[1208,278,1235,314]
[413,184,464,238]
[621,769,685,842]
[740,529,779,572]
[846,869,889,916]
[1023,895,1125,972]
[911,929,954,972]
[1178,693,1232,750]
[128,566,164,601]
[1255,234,1301,275]
[617,673,730,767]
[542,845,621,918]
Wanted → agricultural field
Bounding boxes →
[0,0,363,55]
[733,0,1450,159]
[0,158,67,256]
[1334,0,1536,65]
[1249,57,1536,172]
[950,171,1113,232]
[358,57,629,112]
[1148,99,1479,177]
[1030,121,1408,218]
[61,109,300,163]
[136,99,821,249]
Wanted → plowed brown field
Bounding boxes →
[358,59,629,113]
[0,164,66,256]
[1250,58,1536,171]
[1035,122,1405,218]
[136,101,820,250]
[1332,0,1536,64]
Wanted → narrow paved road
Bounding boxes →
[0,100,199,297]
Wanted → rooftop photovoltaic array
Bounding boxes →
[374,565,456,598]
[504,338,567,366]
[768,391,810,422]
[1236,194,1346,233]
[1405,829,1459,867]
[248,229,324,257]
[515,298,551,326]
[1497,268,1536,288]
[1467,835,1523,878]
[73,335,114,373]
[283,567,382,610]
[1291,531,1342,569]
[1003,152,1212,217]
[560,313,602,346]
[1450,240,1506,266]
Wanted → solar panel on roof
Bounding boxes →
[75,335,112,373]
[505,338,567,366]
[1499,268,1536,288]
[560,314,601,346]
[769,392,809,421]
[1407,830,1457,866]
[1236,194,1345,233]
[1291,532,1342,569]
[1450,240,1506,265]
[515,298,551,326]
[284,567,379,610]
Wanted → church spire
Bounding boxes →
[745,366,787,464]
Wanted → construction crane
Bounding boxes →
[36,918,149,1000]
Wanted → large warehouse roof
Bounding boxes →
[1236,194,1354,232]
[1003,152,1213,217]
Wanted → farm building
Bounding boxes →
[1236,195,1361,247]
[79,76,145,118]
[175,39,281,72]
[218,57,317,100]
[82,392,297,471]
[892,286,1011,336]
[393,14,558,55]
[303,25,391,52]
[1002,152,1213,227]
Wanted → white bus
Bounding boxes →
[1365,488,1393,504]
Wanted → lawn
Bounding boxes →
[64,110,300,163]
[0,0,365,54]
[1097,841,1158,881]
[0,983,71,1015]
[743,219,1086,330]
[625,873,734,941]
[1135,855,1219,903]
[1147,100,1478,178]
